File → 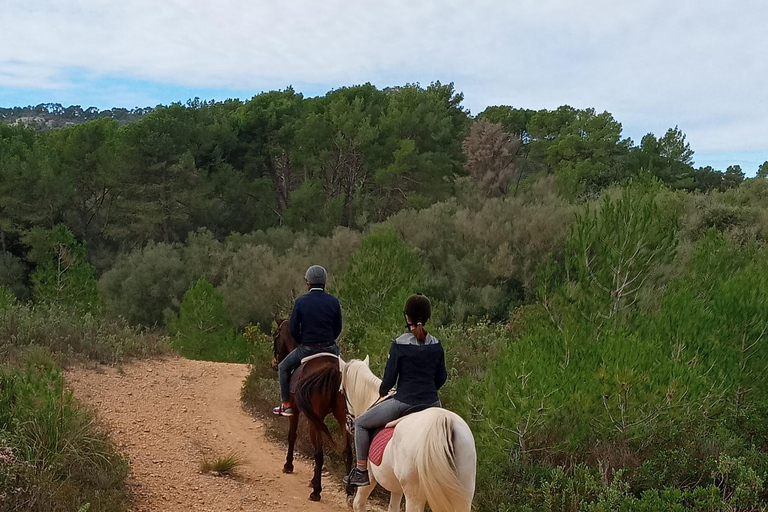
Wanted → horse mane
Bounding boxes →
[342,359,382,416]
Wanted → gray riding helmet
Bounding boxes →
[305,265,327,286]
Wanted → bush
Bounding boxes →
[0,252,28,300]
[23,225,98,314]
[171,277,250,362]
[99,242,191,327]
[0,354,129,512]
[0,302,169,364]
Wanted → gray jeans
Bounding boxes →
[278,344,339,402]
[354,397,440,461]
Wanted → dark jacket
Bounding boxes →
[289,288,342,346]
[379,332,447,405]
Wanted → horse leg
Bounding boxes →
[283,410,299,474]
[387,491,403,512]
[332,397,354,496]
[404,495,426,512]
[352,474,378,512]
[308,424,323,501]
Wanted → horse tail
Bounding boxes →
[294,362,340,444]
[414,410,474,512]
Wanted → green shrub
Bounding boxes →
[0,354,129,512]
[171,277,250,362]
[333,227,429,367]
[0,252,28,300]
[0,302,169,364]
[98,242,192,327]
[23,225,98,314]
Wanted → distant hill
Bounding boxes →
[0,103,153,130]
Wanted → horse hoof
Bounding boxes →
[309,493,321,502]
[345,484,356,497]
[283,465,294,474]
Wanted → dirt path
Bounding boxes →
[66,357,354,512]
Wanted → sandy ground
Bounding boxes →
[66,357,356,512]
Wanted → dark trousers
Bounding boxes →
[278,344,339,402]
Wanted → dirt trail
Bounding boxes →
[66,357,354,512]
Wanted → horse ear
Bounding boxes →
[363,355,370,366]
[274,312,282,325]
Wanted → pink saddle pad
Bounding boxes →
[369,427,395,466]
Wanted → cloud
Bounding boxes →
[1,0,767,153]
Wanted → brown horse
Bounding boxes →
[271,315,353,501]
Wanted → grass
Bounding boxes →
[199,452,244,476]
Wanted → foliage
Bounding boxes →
[99,242,192,327]
[0,252,28,300]
[0,353,130,512]
[23,225,98,314]
[0,302,169,364]
[463,119,522,197]
[170,277,250,362]
[565,182,677,325]
[333,228,429,365]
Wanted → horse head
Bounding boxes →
[270,315,298,370]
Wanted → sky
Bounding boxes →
[1,0,766,174]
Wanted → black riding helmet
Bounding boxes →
[404,293,431,327]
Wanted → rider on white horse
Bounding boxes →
[344,293,447,487]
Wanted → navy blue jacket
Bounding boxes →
[379,332,447,405]
[289,288,342,346]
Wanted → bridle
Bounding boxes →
[340,371,356,434]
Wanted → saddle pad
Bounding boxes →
[369,427,395,466]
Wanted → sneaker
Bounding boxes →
[343,467,370,487]
[272,404,294,417]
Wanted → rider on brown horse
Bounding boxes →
[273,265,342,417]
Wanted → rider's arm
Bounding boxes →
[333,298,342,340]
[289,299,302,343]
[379,342,399,397]
[434,346,447,390]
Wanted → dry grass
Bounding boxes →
[199,452,243,476]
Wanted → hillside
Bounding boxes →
[0,103,152,130]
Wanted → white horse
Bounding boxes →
[341,357,476,512]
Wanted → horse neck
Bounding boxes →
[348,363,383,416]
[276,323,298,362]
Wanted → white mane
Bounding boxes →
[341,358,382,417]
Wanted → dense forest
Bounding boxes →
[2,83,768,511]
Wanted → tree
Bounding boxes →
[375,82,471,215]
[170,277,249,362]
[477,105,534,141]
[297,84,387,228]
[0,125,40,252]
[637,127,695,189]
[756,161,767,179]
[527,106,632,193]
[462,119,522,197]
[45,118,125,247]
[567,184,677,324]
[23,224,98,313]
[234,88,305,215]
[723,165,745,189]
[119,105,202,244]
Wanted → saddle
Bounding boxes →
[289,353,339,395]
[367,401,439,467]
